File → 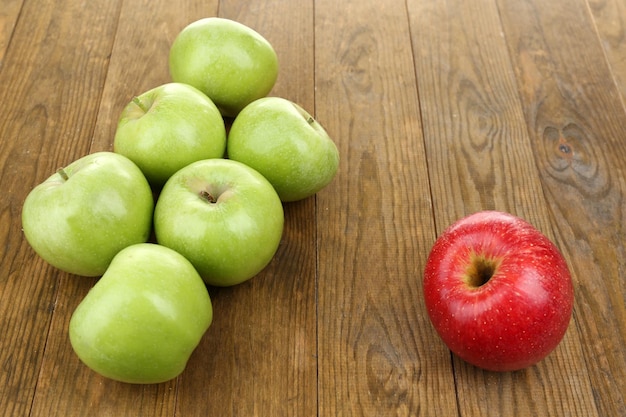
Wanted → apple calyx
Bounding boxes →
[464,254,501,289]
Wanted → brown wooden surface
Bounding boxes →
[1,0,625,415]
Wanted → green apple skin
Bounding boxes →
[227,97,340,202]
[114,82,226,188]
[69,243,213,384]
[154,158,284,286]
[169,18,279,118]
[21,152,154,277]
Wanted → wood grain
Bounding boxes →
[1,0,625,415]
[0,0,23,66]
[498,0,626,415]
[587,0,626,107]
[408,0,540,223]
[314,0,459,415]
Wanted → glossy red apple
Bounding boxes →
[423,210,574,372]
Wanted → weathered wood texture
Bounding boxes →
[314,0,457,415]
[588,0,626,107]
[0,0,624,415]
[498,1,626,415]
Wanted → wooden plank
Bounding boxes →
[314,1,459,415]
[587,0,626,107]
[0,0,23,65]
[407,0,556,224]
[0,0,123,416]
[26,2,217,416]
[407,0,598,415]
[497,0,626,416]
[174,1,318,416]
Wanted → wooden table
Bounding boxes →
[1,0,625,415]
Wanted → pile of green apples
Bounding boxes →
[21,18,339,384]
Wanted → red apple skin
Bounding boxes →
[423,211,574,372]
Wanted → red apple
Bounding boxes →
[423,210,574,372]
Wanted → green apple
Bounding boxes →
[21,152,154,277]
[113,82,226,188]
[169,17,279,117]
[154,158,284,286]
[227,97,340,202]
[69,243,213,384]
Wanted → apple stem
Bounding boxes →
[132,96,149,113]
[199,190,218,204]
[307,116,315,124]
[57,168,69,181]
